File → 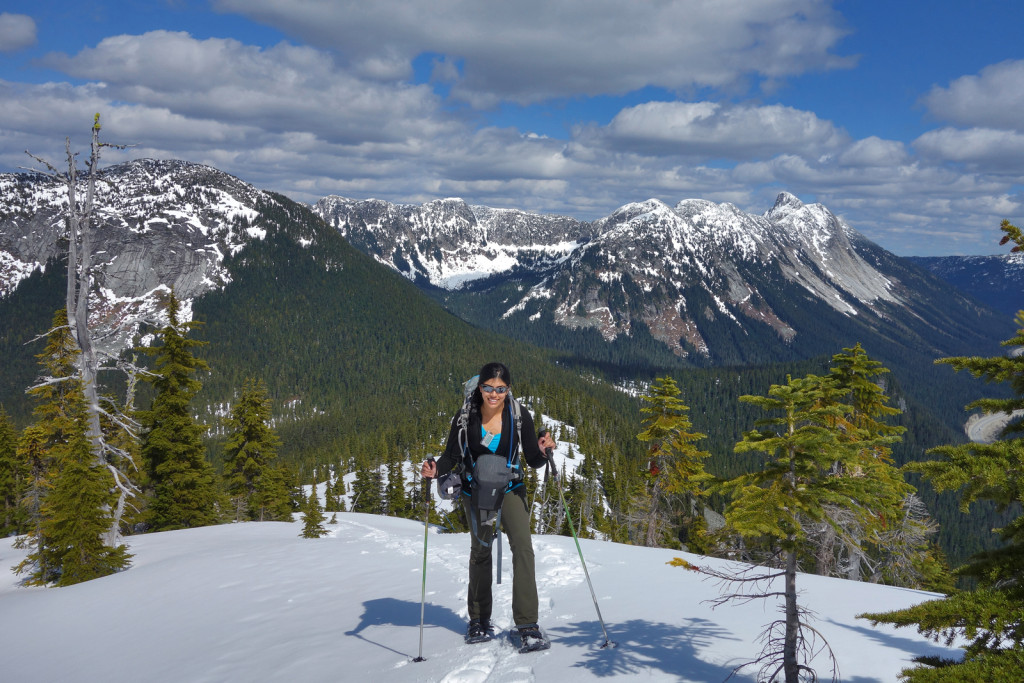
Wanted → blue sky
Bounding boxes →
[1,1,1022,256]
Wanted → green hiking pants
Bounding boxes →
[463,489,538,626]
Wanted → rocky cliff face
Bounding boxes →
[0,159,271,354]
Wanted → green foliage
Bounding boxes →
[14,310,130,585]
[631,376,711,547]
[300,484,328,538]
[720,372,902,550]
[139,292,223,531]
[40,393,132,586]
[860,222,1024,681]
[384,450,411,518]
[350,461,384,515]
[222,378,290,521]
[0,406,26,536]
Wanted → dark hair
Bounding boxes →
[471,361,512,412]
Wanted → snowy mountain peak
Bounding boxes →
[0,159,275,354]
[769,191,805,212]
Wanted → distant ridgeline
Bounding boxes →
[908,253,1024,317]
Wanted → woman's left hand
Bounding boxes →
[538,432,556,456]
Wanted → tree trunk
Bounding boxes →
[644,482,661,547]
[784,544,800,683]
[60,121,127,546]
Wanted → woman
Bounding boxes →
[421,361,556,648]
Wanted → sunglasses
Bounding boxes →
[480,385,509,395]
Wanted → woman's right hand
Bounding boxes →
[421,459,437,479]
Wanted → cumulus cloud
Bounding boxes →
[581,101,848,160]
[837,137,908,167]
[922,60,1024,131]
[41,31,451,145]
[914,127,1024,172]
[213,0,856,106]
[0,13,36,52]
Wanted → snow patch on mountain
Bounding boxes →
[314,196,593,289]
[0,251,41,297]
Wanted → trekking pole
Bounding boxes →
[414,460,433,663]
[496,511,503,585]
[548,449,616,649]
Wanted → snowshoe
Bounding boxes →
[509,625,550,653]
[465,619,496,644]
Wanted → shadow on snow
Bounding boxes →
[550,616,749,680]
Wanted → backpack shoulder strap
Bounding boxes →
[506,393,524,467]
[456,375,479,470]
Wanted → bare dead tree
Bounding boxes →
[671,557,839,683]
[23,115,141,543]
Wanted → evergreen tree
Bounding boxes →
[0,407,26,536]
[384,450,410,518]
[350,460,383,515]
[861,222,1024,681]
[15,311,129,584]
[300,482,328,538]
[139,292,221,531]
[222,378,290,521]
[40,380,131,585]
[819,344,940,586]
[323,475,337,512]
[13,425,50,574]
[632,376,711,548]
[708,372,902,683]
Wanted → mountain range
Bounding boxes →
[2,158,1010,373]
[316,188,1012,373]
[1,158,1017,567]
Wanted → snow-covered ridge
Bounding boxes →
[313,190,908,359]
[518,192,900,355]
[314,195,595,289]
[0,159,277,355]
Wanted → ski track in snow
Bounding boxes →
[334,516,583,682]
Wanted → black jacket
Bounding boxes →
[435,398,548,485]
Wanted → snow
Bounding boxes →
[0,251,41,298]
[0,512,958,683]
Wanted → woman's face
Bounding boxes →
[480,378,509,411]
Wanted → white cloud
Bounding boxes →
[581,101,848,160]
[837,137,908,167]
[213,0,856,106]
[41,31,452,145]
[922,60,1024,131]
[0,13,36,53]
[914,127,1024,172]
